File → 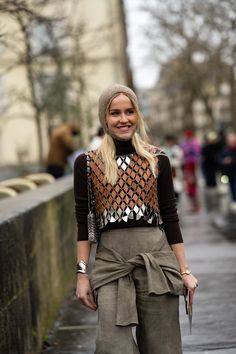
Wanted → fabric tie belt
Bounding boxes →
[90,245,184,327]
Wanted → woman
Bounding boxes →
[74,84,198,354]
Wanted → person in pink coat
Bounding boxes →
[181,130,201,211]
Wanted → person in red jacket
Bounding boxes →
[180,130,201,212]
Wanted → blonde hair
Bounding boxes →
[98,96,156,184]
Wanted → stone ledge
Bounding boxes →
[0,175,73,223]
[0,174,76,354]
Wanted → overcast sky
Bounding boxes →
[124,0,158,89]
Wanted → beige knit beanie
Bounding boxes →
[98,83,138,132]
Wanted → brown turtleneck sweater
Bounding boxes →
[74,140,183,245]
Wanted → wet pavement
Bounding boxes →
[204,187,236,240]
[43,187,236,354]
[179,190,236,354]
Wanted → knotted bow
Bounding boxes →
[90,245,184,326]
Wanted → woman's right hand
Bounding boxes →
[76,274,97,311]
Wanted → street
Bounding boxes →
[179,191,236,353]
[44,188,236,354]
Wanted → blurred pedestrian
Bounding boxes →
[201,131,221,189]
[74,84,198,354]
[219,132,236,211]
[46,122,80,178]
[163,134,184,201]
[88,126,104,150]
[180,130,201,212]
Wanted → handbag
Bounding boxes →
[87,153,100,243]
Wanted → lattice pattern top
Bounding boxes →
[88,149,163,229]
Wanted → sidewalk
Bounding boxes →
[204,186,236,239]
[43,190,236,354]
[178,191,236,353]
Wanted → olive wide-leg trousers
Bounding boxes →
[95,268,182,354]
[93,228,183,354]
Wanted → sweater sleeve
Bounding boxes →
[157,154,183,245]
[73,153,89,241]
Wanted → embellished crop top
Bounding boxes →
[74,139,183,245]
[88,148,162,229]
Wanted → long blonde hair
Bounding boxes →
[98,96,157,184]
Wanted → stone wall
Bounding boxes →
[0,176,76,354]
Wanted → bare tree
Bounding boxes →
[1,0,130,166]
[0,0,66,164]
[141,0,236,132]
[198,0,236,130]
[0,0,91,164]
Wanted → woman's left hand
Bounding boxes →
[182,273,198,305]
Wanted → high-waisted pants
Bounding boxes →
[93,228,182,354]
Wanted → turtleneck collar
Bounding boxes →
[113,139,135,156]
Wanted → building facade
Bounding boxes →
[0,0,132,166]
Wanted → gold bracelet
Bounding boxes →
[181,269,191,276]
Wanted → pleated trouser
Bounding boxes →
[91,227,183,354]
